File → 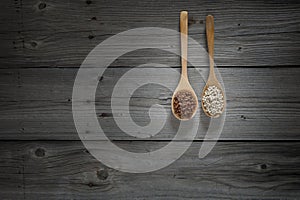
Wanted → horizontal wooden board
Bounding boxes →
[0,141,299,199]
[0,67,300,140]
[0,0,300,68]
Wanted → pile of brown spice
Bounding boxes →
[173,90,197,119]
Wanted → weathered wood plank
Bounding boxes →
[0,67,300,140]
[1,0,299,68]
[1,1,299,199]
[0,140,24,199]
[0,141,299,199]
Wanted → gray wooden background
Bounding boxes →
[1,0,300,199]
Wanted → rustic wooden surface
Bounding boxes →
[0,0,300,199]
[1,141,300,199]
[1,68,300,141]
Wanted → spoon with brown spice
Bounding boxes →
[201,15,225,118]
[171,11,198,121]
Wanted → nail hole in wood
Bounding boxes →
[188,17,196,25]
[241,115,246,120]
[91,16,97,20]
[260,164,267,170]
[88,182,94,187]
[97,169,108,180]
[35,148,45,157]
[31,41,38,48]
[99,113,111,118]
[88,35,94,40]
[86,0,92,5]
[238,47,242,51]
[38,2,47,10]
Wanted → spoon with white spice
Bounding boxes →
[201,15,225,118]
[171,11,198,121]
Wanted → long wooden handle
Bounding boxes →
[206,15,215,78]
[180,11,188,78]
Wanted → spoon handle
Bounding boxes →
[206,15,216,80]
[180,11,188,79]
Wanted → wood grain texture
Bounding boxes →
[0,67,299,140]
[0,141,299,199]
[0,0,299,68]
[1,0,300,199]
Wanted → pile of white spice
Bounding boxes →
[202,85,224,117]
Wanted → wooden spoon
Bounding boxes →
[171,11,198,121]
[201,15,225,118]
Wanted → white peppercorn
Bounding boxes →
[202,85,224,117]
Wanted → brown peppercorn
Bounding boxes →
[173,90,197,120]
